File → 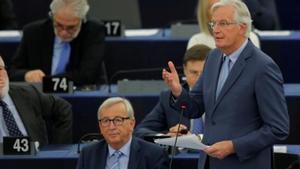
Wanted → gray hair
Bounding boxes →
[211,0,252,37]
[50,0,89,20]
[97,97,135,120]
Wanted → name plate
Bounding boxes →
[3,137,31,155]
[103,20,122,37]
[43,76,73,93]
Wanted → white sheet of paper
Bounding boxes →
[154,134,209,150]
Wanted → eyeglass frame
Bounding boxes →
[53,20,82,33]
[208,20,239,30]
[98,116,131,127]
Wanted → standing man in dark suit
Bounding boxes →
[9,0,106,86]
[77,97,169,169]
[162,0,289,169]
[135,45,211,138]
[0,56,72,146]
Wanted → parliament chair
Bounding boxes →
[273,152,300,169]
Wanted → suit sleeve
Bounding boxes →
[135,96,168,137]
[233,61,289,161]
[151,146,169,169]
[172,74,206,119]
[32,86,73,144]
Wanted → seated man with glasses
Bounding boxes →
[77,97,169,169]
[9,0,106,87]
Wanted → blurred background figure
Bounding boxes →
[0,56,72,147]
[0,0,17,29]
[135,44,211,138]
[77,97,169,169]
[9,0,106,87]
[187,0,260,50]
[243,0,280,30]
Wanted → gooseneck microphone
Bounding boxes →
[168,103,187,169]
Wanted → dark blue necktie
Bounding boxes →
[54,42,71,75]
[216,56,231,99]
[0,100,23,137]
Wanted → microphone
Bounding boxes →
[77,133,103,153]
[108,67,183,93]
[168,103,187,169]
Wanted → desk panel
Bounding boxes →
[1,31,300,83]
[0,144,198,169]
[1,144,300,169]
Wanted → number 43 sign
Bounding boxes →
[3,137,31,155]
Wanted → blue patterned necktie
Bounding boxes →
[216,56,231,99]
[191,118,203,134]
[107,151,123,169]
[0,100,23,137]
[54,42,71,75]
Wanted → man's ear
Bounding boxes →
[239,23,247,36]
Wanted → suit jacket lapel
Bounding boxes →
[211,42,253,116]
[127,138,141,169]
[8,86,36,138]
[212,53,224,105]
[98,143,108,169]
[205,52,223,120]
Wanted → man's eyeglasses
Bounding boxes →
[99,116,130,127]
[208,20,238,29]
[53,21,81,33]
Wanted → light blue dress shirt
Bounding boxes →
[51,36,65,75]
[106,136,132,169]
[225,39,249,69]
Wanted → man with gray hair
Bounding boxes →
[162,0,289,169]
[77,97,169,169]
[10,0,106,87]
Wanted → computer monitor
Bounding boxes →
[88,0,141,29]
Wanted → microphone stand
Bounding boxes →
[168,104,187,169]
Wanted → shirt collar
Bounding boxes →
[54,36,65,45]
[2,93,12,106]
[224,39,248,64]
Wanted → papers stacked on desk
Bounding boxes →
[154,134,208,150]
